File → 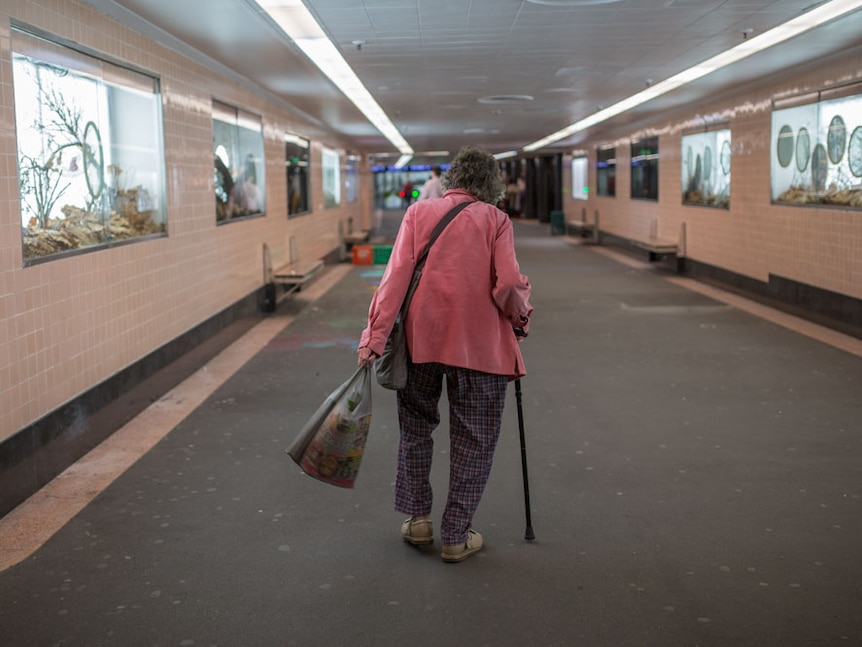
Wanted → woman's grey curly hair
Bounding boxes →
[441,146,505,205]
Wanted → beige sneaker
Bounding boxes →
[441,530,483,563]
[401,516,433,546]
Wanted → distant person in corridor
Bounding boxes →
[357,146,533,563]
[401,178,414,207]
[417,166,443,201]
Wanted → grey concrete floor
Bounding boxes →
[0,216,860,646]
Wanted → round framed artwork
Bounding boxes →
[811,143,828,192]
[848,126,862,178]
[703,146,712,180]
[795,127,810,172]
[776,124,794,167]
[720,140,731,175]
[827,115,846,164]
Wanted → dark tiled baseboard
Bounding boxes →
[684,259,862,341]
[0,289,266,520]
[595,232,861,340]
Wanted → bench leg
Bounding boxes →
[262,282,277,313]
[261,281,304,312]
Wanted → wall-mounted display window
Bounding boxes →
[12,27,166,264]
[631,137,659,201]
[322,146,341,208]
[596,147,616,197]
[344,154,359,204]
[681,127,731,208]
[771,84,862,208]
[285,132,310,217]
[213,100,265,222]
[571,156,588,200]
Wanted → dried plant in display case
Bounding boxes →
[18,152,70,229]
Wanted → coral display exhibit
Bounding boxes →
[13,27,166,263]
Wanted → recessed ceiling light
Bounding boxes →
[526,0,623,6]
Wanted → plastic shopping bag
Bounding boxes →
[286,365,372,488]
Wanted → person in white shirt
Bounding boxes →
[418,166,443,200]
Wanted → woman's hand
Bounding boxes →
[357,346,378,367]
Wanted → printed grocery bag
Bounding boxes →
[287,365,372,488]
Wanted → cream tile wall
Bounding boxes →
[0,1,370,439]
[564,49,862,302]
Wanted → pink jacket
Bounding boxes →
[360,189,533,379]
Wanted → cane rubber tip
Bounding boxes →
[525,528,535,541]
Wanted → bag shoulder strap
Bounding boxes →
[397,201,471,318]
[415,201,471,270]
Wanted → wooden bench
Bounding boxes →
[566,209,601,245]
[631,237,678,262]
[344,230,371,249]
[273,258,324,290]
[566,220,595,238]
[630,221,687,272]
[261,242,324,312]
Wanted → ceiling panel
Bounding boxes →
[79,0,862,163]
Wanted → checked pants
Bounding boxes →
[395,362,508,545]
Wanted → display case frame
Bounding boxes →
[571,155,589,200]
[12,24,167,265]
[285,132,311,218]
[344,153,359,204]
[681,125,731,209]
[322,146,341,209]
[631,137,659,201]
[596,146,616,197]
[770,81,862,209]
[213,100,265,223]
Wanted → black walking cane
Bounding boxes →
[514,328,535,541]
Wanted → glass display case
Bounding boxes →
[631,137,659,200]
[213,100,265,222]
[571,156,588,200]
[681,127,731,208]
[344,153,359,204]
[771,85,862,208]
[285,133,310,217]
[596,147,616,197]
[322,146,341,208]
[13,27,166,263]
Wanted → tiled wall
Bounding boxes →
[563,48,862,303]
[0,1,369,440]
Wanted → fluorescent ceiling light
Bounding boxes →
[285,133,309,148]
[494,150,519,160]
[524,0,862,151]
[255,0,412,156]
[394,154,413,168]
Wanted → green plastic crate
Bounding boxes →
[373,245,393,264]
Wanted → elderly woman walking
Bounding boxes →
[357,146,533,563]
